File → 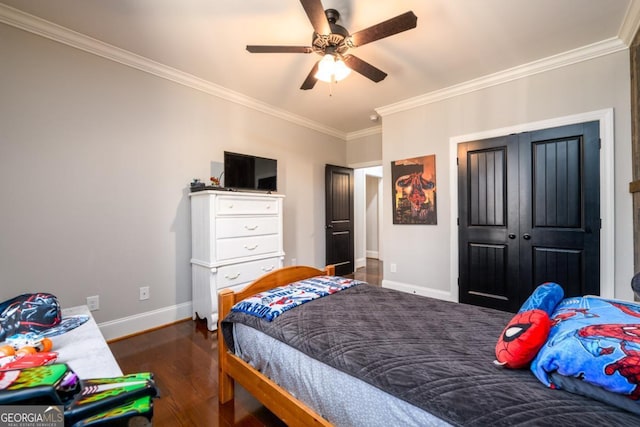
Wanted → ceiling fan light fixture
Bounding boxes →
[315,54,351,83]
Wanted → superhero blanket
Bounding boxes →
[223,285,640,425]
[231,275,364,321]
[531,296,640,403]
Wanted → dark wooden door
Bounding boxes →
[458,135,520,311]
[458,122,600,312]
[325,164,355,276]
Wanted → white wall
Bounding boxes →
[353,169,366,269]
[0,23,345,334]
[366,175,380,258]
[353,166,383,269]
[380,50,634,302]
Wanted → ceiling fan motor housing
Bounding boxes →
[312,9,350,56]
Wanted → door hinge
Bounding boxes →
[456,157,459,166]
[600,218,602,229]
[457,217,459,226]
[599,138,602,149]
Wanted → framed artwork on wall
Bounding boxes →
[391,155,437,225]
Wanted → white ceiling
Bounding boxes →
[1,0,638,137]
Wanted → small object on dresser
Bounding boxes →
[210,176,221,187]
[190,179,205,190]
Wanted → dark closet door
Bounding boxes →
[519,122,601,297]
[325,164,355,276]
[458,122,600,312]
[458,135,520,311]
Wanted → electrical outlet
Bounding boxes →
[390,263,397,273]
[87,295,100,311]
[139,286,150,301]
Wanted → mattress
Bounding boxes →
[233,322,449,426]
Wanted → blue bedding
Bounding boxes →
[231,275,364,321]
[531,296,640,402]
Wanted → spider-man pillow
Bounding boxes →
[494,282,564,369]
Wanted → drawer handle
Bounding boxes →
[228,204,234,209]
[245,225,258,230]
[224,273,241,280]
[244,244,259,250]
[266,205,271,209]
[262,265,275,272]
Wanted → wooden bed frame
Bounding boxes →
[217,265,335,427]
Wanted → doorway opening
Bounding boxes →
[354,165,383,278]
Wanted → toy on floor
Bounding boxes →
[0,351,58,371]
[5,331,54,353]
[0,363,158,426]
[0,331,57,371]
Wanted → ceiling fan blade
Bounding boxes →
[300,0,331,35]
[246,45,313,54]
[343,55,387,82]
[300,61,320,90]
[348,11,417,47]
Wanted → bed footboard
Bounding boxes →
[217,265,335,426]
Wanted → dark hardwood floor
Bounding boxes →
[110,317,283,426]
[349,258,382,286]
[109,259,382,426]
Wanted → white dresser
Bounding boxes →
[190,190,285,330]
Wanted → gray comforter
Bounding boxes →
[222,283,640,426]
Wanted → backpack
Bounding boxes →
[0,293,61,341]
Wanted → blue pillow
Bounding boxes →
[519,282,564,316]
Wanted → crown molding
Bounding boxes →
[1,3,634,139]
[376,37,627,117]
[619,0,640,45]
[0,3,347,141]
[346,125,382,141]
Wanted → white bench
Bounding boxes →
[52,305,122,378]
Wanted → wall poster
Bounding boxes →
[391,155,437,225]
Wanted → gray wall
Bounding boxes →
[0,23,345,325]
[380,50,634,302]
[347,131,382,166]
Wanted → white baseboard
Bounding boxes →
[99,302,192,341]
[366,250,379,259]
[382,279,457,302]
[355,257,366,269]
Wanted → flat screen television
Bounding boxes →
[223,151,277,192]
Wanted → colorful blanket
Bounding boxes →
[231,276,365,321]
[531,296,640,401]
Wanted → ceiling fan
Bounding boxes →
[246,0,418,90]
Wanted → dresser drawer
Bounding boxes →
[216,234,280,261]
[215,196,279,215]
[216,257,281,289]
[216,217,279,238]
